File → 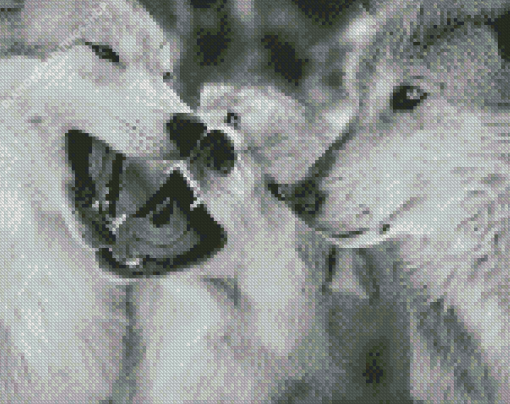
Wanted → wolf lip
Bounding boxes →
[329,229,369,238]
[317,224,396,249]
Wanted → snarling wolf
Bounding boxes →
[0,0,509,402]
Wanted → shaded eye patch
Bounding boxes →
[390,85,428,112]
[85,42,122,65]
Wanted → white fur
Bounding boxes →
[0,3,186,399]
[2,0,509,402]
[130,117,342,402]
[197,83,343,184]
[130,75,414,401]
[15,0,178,75]
[314,16,510,402]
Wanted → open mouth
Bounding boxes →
[65,129,225,279]
[97,201,226,279]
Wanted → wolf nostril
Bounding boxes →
[167,113,207,158]
[198,129,236,175]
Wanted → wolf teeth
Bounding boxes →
[66,136,224,277]
[66,130,127,248]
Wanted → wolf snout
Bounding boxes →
[168,113,237,175]
[66,119,229,279]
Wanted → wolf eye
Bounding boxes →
[390,85,427,112]
[225,111,240,129]
[85,42,122,65]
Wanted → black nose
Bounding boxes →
[196,129,236,175]
[167,113,207,158]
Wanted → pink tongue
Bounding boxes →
[66,128,225,278]
[98,205,224,278]
[98,169,225,278]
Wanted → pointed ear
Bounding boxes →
[198,83,342,184]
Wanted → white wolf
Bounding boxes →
[129,8,510,404]
[0,0,185,401]
[1,0,509,403]
[307,7,510,403]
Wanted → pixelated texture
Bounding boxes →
[0,0,509,403]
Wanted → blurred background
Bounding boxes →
[1,0,509,111]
